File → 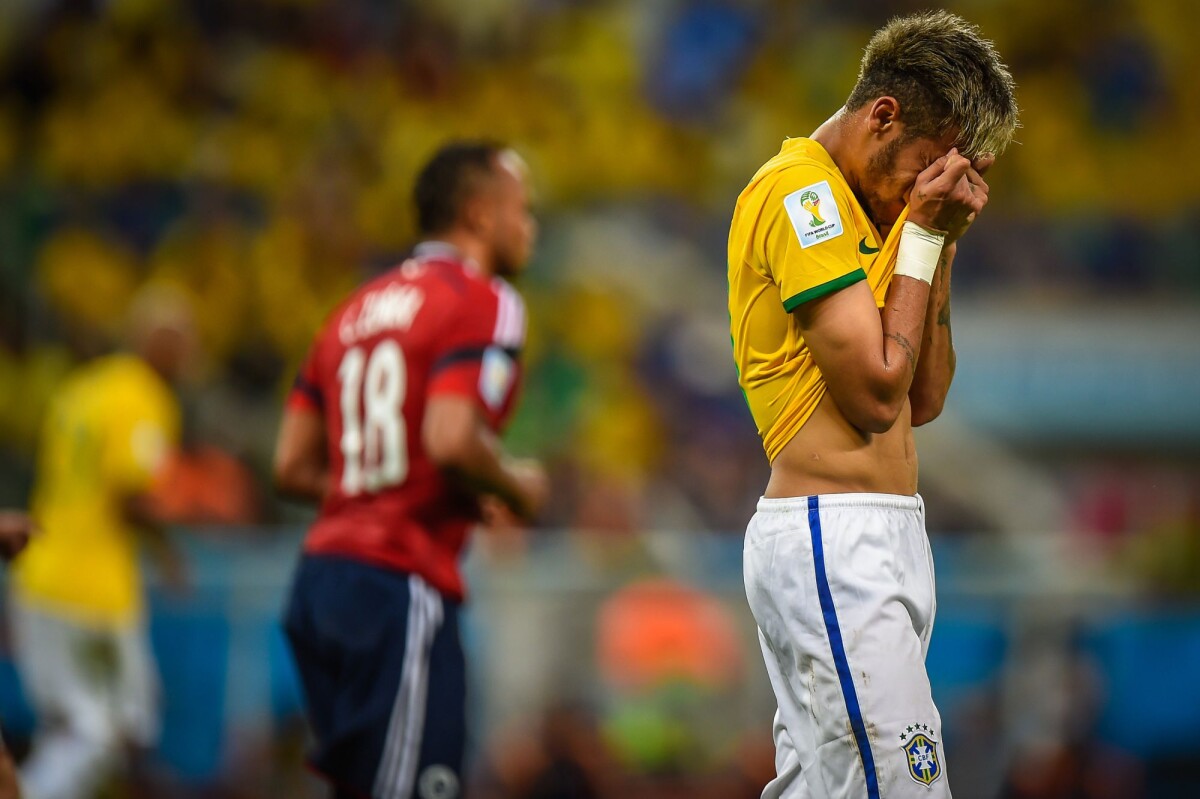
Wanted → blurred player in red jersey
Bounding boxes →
[273,141,547,799]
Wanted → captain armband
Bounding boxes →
[894,222,946,285]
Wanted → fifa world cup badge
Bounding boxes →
[899,723,942,786]
[784,180,844,249]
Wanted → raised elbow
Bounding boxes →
[846,397,905,435]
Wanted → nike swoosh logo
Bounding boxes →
[859,237,880,255]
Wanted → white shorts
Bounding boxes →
[744,493,949,799]
[10,599,159,748]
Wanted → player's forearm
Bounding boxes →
[909,244,957,426]
[273,409,331,504]
[436,432,533,517]
[274,466,331,504]
[855,276,932,432]
[424,397,537,517]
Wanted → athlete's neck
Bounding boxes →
[811,110,868,210]
[424,230,494,276]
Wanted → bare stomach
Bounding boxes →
[764,392,918,498]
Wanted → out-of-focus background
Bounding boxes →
[0,0,1197,797]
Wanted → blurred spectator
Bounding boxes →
[596,579,744,776]
[150,443,262,527]
[597,578,743,693]
[472,704,614,799]
[645,2,760,123]
[1121,510,1200,598]
[998,645,1145,799]
[0,0,1196,535]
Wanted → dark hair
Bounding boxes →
[845,11,1019,157]
[413,140,507,235]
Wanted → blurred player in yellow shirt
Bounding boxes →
[10,288,194,799]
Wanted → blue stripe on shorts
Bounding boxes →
[807,494,881,799]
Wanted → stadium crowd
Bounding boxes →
[0,0,1196,542]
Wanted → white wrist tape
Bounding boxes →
[895,221,945,284]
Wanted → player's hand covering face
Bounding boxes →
[908,149,991,242]
[940,153,994,243]
[863,132,958,230]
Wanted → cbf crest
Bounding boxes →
[899,723,942,786]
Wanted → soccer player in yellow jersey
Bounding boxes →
[729,13,1018,799]
[10,289,194,799]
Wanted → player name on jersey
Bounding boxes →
[339,281,426,346]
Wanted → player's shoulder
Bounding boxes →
[312,266,413,346]
[419,259,524,349]
[484,276,525,349]
[751,138,849,200]
[736,139,860,252]
[388,251,508,323]
[80,353,175,422]
[425,265,524,348]
[406,245,521,320]
[316,253,491,346]
[86,353,163,398]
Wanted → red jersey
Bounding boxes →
[287,243,526,601]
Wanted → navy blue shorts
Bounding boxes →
[283,555,465,799]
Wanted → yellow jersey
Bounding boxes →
[728,138,909,461]
[14,354,180,627]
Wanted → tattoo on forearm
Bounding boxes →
[934,250,952,326]
[886,332,917,373]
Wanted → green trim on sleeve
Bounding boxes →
[782,268,867,312]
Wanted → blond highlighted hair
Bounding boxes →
[846,11,1019,158]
